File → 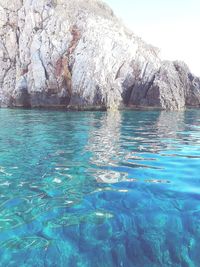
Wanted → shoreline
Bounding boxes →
[0,105,199,112]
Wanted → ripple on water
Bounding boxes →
[0,236,50,250]
[0,109,200,266]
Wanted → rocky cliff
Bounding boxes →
[0,0,199,110]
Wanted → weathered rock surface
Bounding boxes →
[0,0,199,110]
[129,60,200,110]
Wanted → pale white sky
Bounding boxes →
[104,0,200,76]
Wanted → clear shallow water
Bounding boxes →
[0,109,200,267]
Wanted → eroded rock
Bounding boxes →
[0,0,199,110]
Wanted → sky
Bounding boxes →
[104,0,200,76]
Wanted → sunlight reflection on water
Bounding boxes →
[0,109,199,266]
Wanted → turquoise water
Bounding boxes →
[0,109,200,267]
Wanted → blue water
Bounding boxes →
[0,109,200,267]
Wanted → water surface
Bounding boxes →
[0,109,200,266]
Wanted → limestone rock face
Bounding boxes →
[129,61,200,110]
[0,0,199,110]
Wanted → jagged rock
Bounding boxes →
[0,0,199,110]
[129,61,200,110]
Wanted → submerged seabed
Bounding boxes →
[0,109,200,267]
